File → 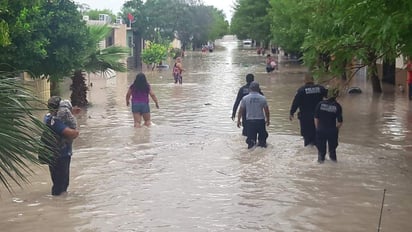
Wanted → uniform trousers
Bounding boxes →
[299,113,316,146]
[316,128,339,161]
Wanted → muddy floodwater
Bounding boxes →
[1,37,412,232]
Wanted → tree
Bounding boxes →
[70,25,129,107]
[269,0,310,54]
[37,0,90,95]
[0,0,91,95]
[120,0,229,65]
[207,7,230,42]
[141,41,169,70]
[231,0,272,46]
[269,0,412,92]
[0,0,49,72]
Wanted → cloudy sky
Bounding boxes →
[76,0,234,20]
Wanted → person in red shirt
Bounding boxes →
[407,58,412,100]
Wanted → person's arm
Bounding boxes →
[336,104,343,129]
[232,88,243,120]
[289,91,301,121]
[407,62,412,71]
[314,118,319,129]
[314,102,321,129]
[264,106,270,126]
[237,106,244,128]
[62,127,79,140]
[177,63,185,72]
[149,89,159,109]
[126,87,132,106]
[52,119,79,140]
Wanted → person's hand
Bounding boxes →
[289,114,294,121]
[155,102,159,109]
[126,101,130,107]
[231,116,235,121]
[266,120,270,126]
[237,121,241,128]
[72,106,81,115]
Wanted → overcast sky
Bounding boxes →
[75,0,234,20]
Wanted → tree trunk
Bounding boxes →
[382,58,395,85]
[50,79,60,97]
[370,62,382,93]
[70,70,88,107]
[367,52,382,93]
[341,59,348,81]
[133,31,142,71]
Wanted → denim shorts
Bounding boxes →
[132,103,150,113]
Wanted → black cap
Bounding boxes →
[47,96,61,110]
[246,74,254,83]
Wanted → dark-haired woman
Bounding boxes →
[126,73,159,127]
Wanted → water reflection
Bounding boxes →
[1,37,411,232]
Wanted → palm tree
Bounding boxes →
[70,25,129,107]
[0,71,51,192]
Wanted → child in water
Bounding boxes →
[55,99,78,139]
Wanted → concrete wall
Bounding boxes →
[112,24,127,47]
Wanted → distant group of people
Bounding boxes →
[201,44,214,53]
[232,72,343,164]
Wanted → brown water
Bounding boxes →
[1,36,412,232]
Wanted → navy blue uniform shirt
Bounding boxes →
[290,83,327,116]
[314,99,343,130]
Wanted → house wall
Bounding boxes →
[112,24,127,47]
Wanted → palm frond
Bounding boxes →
[0,76,49,192]
[83,46,129,76]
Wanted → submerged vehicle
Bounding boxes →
[242,39,252,46]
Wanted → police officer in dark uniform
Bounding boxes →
[314,88,343,163]
[232,74,263,136]
[289,73,327,146]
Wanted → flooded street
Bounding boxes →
[1,37,412,232]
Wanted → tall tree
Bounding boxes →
[70,25,129,107]
[0,0,48,72]
[269,0,311,55]
[207,7,229,42]
[231,0,272,46]
[37,0,90,95]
